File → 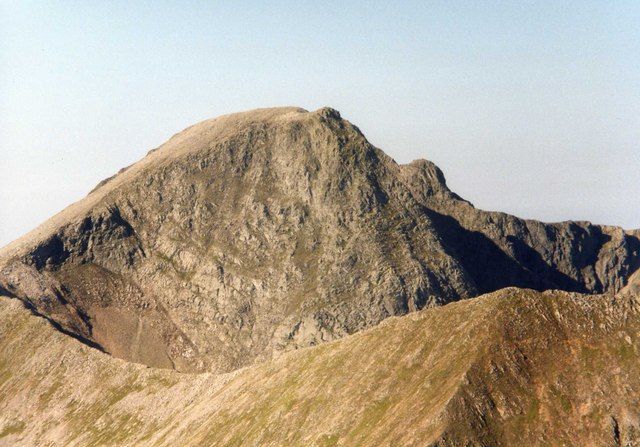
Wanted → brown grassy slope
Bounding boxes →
[1,288,639,446]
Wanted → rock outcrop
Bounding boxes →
[1,107,638,372]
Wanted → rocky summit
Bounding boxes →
[1,106,640,447]
[0,107,639,375]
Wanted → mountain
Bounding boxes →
[1,288,639,446]
[1,107,638,373]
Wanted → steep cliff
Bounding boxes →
[1,107,638,372]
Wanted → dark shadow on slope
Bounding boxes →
[506,236,592,293]
[423,209,589,294]
[29,234,70,270]
[627,235,640,278]
[12,296,107,352]
[0,284,16,298]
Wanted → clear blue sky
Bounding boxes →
[1,1,639,247]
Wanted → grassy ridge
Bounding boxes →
[0,288,638,446]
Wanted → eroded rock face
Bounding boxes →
[1,106,638,372]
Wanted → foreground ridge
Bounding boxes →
[1,288,639,446]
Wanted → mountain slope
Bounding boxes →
[1,107,638,373]
[1,288,639,446]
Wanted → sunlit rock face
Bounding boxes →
[1,107,638,373]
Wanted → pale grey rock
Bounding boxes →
[1,106,638,373]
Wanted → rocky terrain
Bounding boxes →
[1,106,639,446]
[0,107,638,374]
[1,288,639,446]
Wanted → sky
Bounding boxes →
[1,1,639,248]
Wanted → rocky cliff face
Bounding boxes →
[1,107,638,373]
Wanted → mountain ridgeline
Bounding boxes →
[3,289,640,446]
[1,107,638,373]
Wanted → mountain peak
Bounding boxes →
[1,107,638,373]
[315,106,342,120]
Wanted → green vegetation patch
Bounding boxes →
[0,420,26,439]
